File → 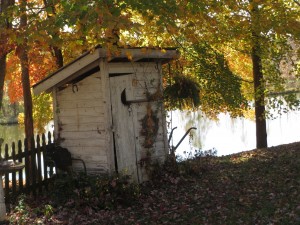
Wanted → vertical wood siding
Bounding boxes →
[109,62,168,181]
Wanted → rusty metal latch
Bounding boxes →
[121,88,150,106]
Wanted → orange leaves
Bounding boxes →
[28,45,57,84]
[7,79,23,104]
[125,51,133,61]
[6,44,57,103]
[6,53,21,103]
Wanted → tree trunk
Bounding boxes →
[53,46,64,68]
[18,0,36,187]
[18,0,34,141]
[19,44,34,140]
[252,46,268,148]
[0,56,6,111]
[0,0,14,110]
[250,0,268,149]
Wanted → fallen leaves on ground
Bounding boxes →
[8,142,300,225]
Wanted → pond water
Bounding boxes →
[0,121,54,147]
[0,124,24,146]
[168,109,300,157]
[1,108,299,158]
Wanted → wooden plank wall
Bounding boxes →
[55,62,168,180]
[56,72,108,173]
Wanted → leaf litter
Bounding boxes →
[7,142,300,225]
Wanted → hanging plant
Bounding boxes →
[164,75,200,110]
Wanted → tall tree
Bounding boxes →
[0,55,6,111]
[0,0,14,110]
[3,0,135,133]
[126,0,300,148]
[17,0,34,140]
[250,0,268,148]
[1,0,298,149]
[225,0,300,148]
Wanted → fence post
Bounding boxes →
[47,132,54,177]
[24,138,30,193]
[18,140,24,193]
[42,133,49,190]
[36,135,43,194]
[11,143,17,196]
[30,137,37,197]
[4,144,10,206]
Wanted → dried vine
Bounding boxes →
[140,103,159,148]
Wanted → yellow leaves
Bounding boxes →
[18,113,25,126]
[32,92,53,133]
[248,4,254,12]
[242,108,255,120]
[141,48,148,54]
[248,0,261,11]
[166,24,178,35]
[161,49,166,54]
[125,51,133,61]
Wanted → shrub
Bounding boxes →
[50,173,140,210]
[178,148,218,176]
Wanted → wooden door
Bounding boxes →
[109,75,139,181]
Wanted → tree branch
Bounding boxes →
[268,89,300,97]
[293,0,300,6]
[239,78,254,84]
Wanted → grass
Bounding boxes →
[7,142,300,225]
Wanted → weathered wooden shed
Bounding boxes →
[33,47,178,182]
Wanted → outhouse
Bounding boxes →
[33,47,179,182]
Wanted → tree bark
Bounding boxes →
[0,56,6,111]
[53,46,64,68]
[19,44,34,140]
[252,45,268,148]
[18,0,34,141]
[250,0,268,149]
[0,0,14,110]
[18,0,37,186]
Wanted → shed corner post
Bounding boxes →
[52,87,59,142]
[99,58,115,173]
[159,63,169,156]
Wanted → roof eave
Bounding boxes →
[33,47,179,95]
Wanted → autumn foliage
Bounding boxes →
[0,0,299,142]
[6,44,57,103]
